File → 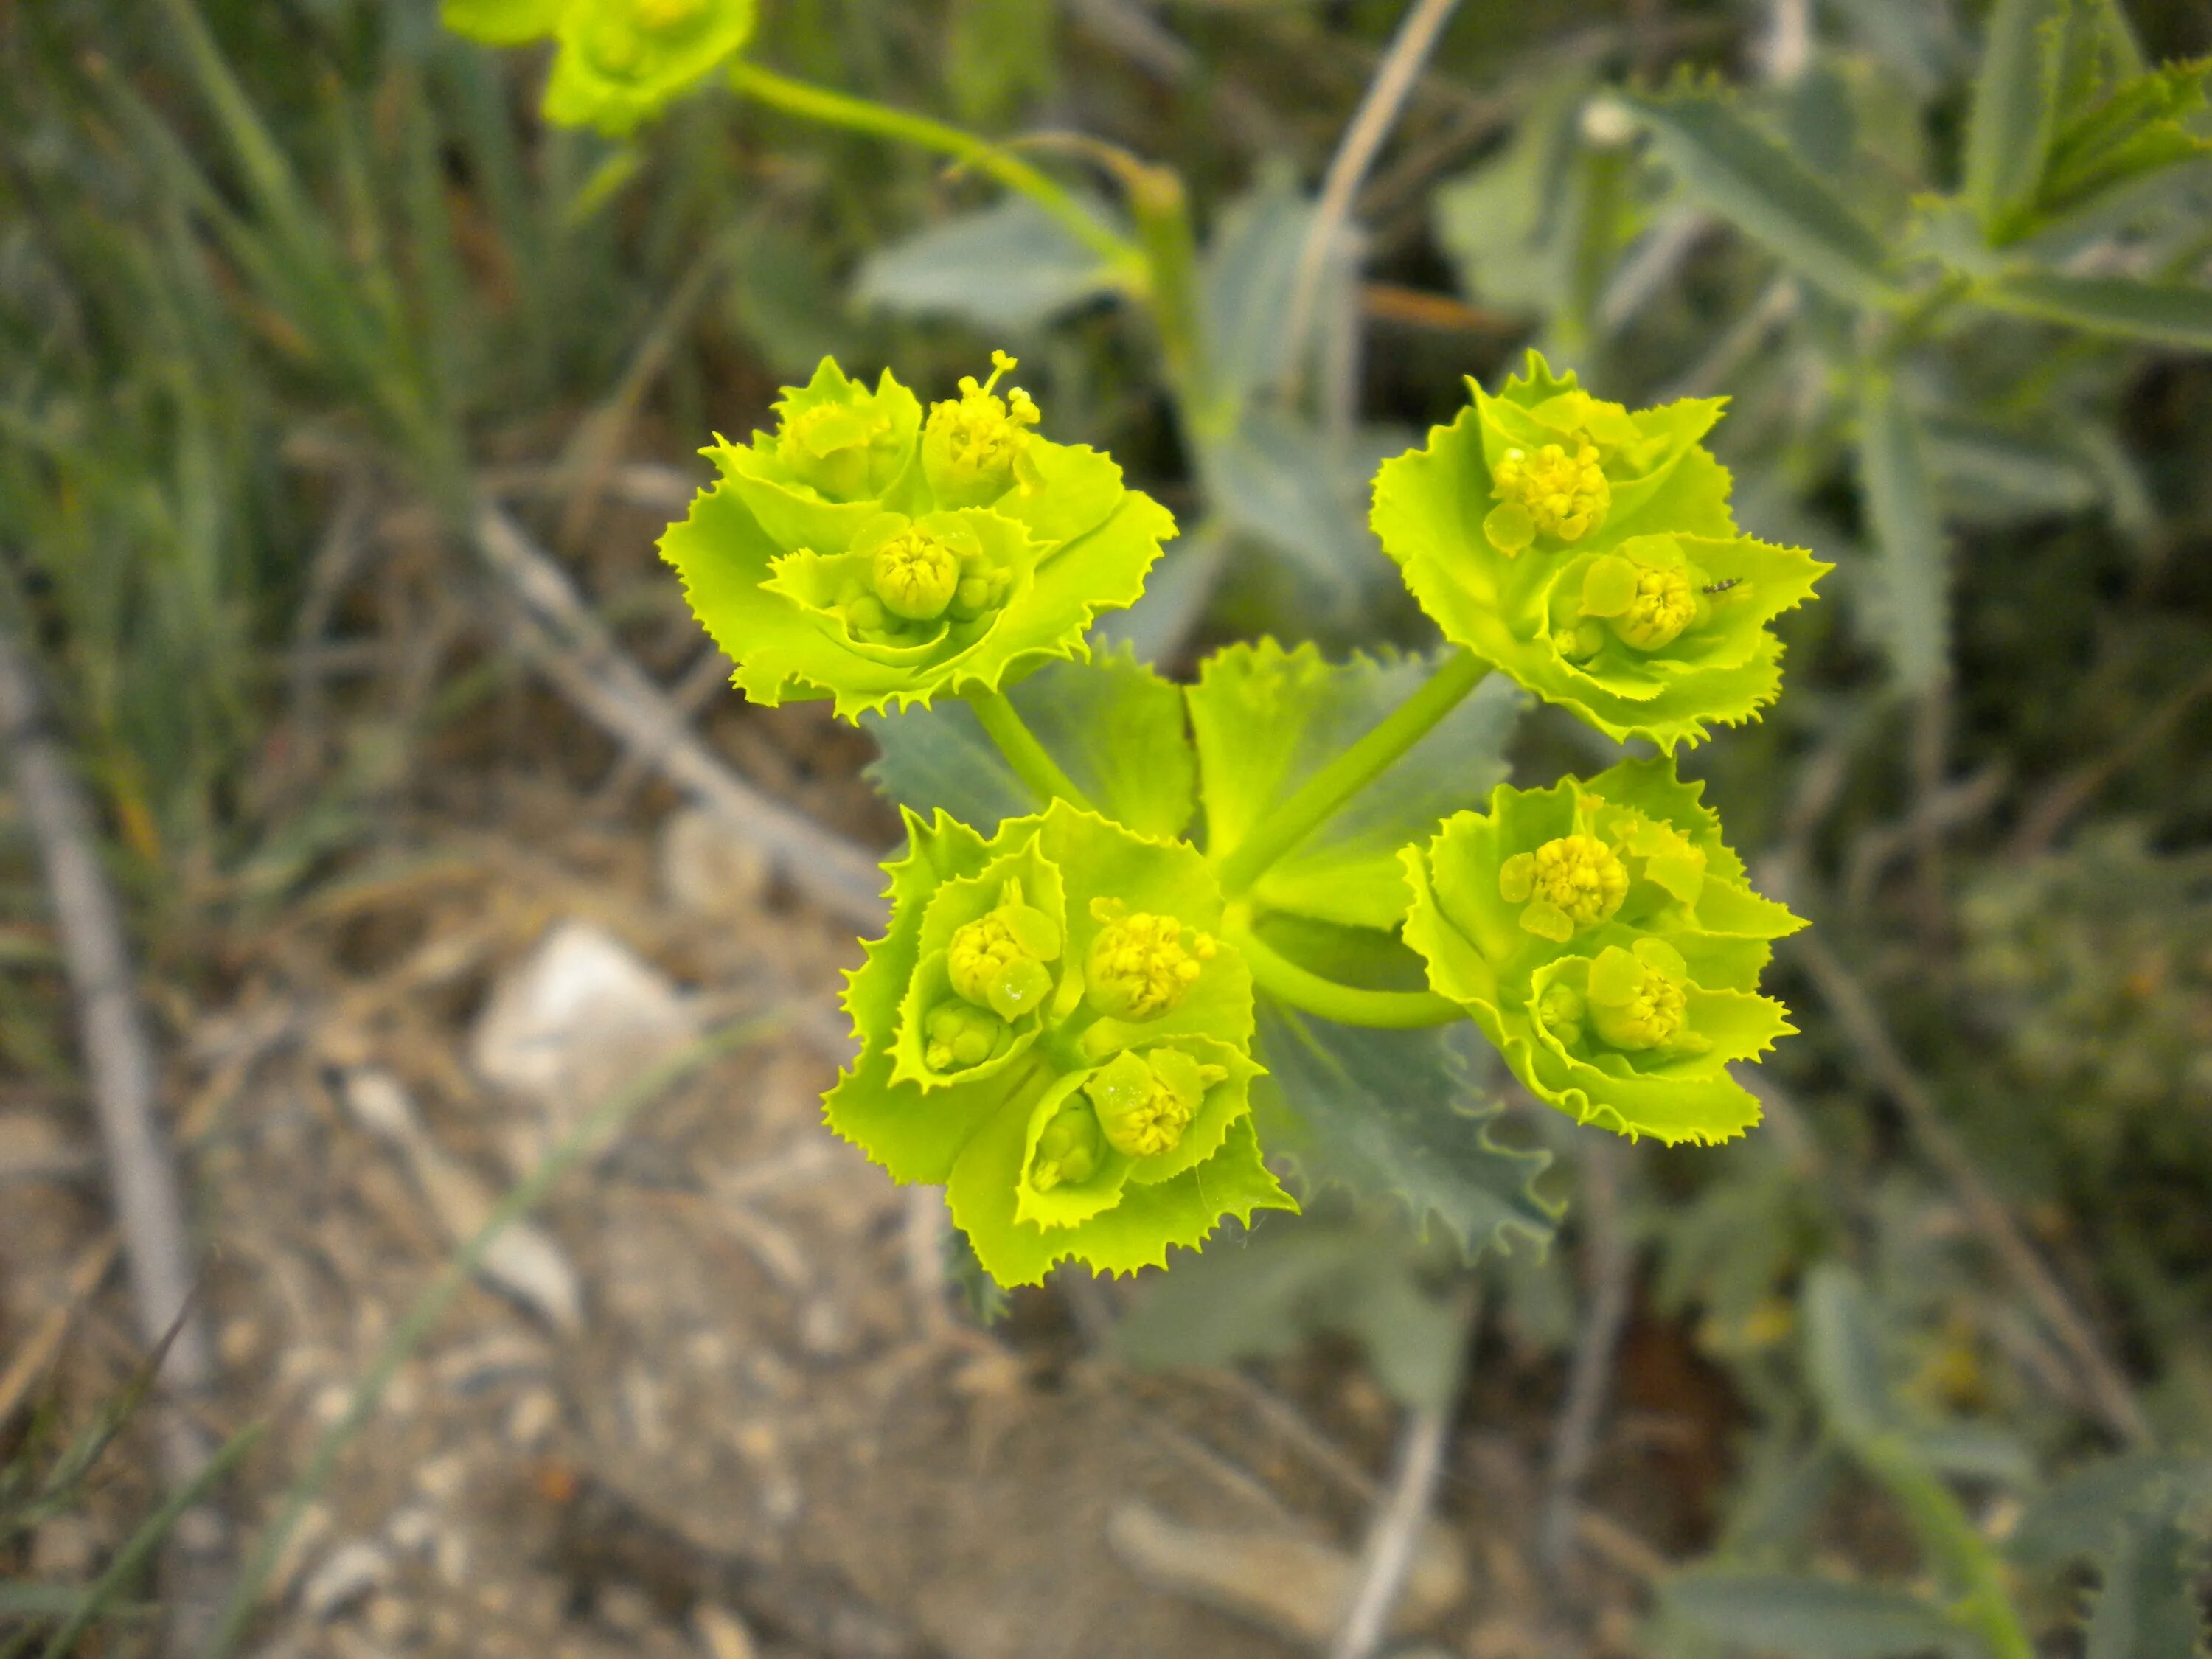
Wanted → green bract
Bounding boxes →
[660,354,1175,720]
[1400,758,1803,1145]
[442,0,757,136]
[1371,352,1832,750]
[827,801,1294,1285]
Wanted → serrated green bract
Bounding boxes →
[825,801,1294,1286]
[660,354,1174,720]
[1371,352,1831,750]
[1189,640,1524,930]
[1400,757,1803,1145]
[442,0,757,135]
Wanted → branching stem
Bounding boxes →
[1216,646,1489,897]
[966,685,1099,814]
[727,63,1138,272]
[1228,920,1464,1029]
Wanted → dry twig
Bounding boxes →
[470,500,888,931]
[1787,929,2152,1447]
[1280,0,1467,390]
[1330,1389,1462,1659]
[1538,1135,1636,1579]
[0,622,230,1654]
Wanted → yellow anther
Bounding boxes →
[1491,436,1609,544]
[1085,898,1215,1022]
[1499,835,1628,941]
[870,525,961,622]
[1083,1048,1224,1159]
[1586,941,1690,1051]
[1029,1099,1105,1191]
[923,351,1043,507]
[946,880,1060,1021]
[1582,552,1699,651]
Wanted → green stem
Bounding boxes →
[1229,921,1465,1030]
[1854,1433,2034,1659]
[1217,647,1489,897]
[967,685,1098,813]
[728,62,1139,273]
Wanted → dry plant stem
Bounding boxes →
[1537,1134,1635,1580]
[1790,930,2153,1447]
[472,500,888,931]
[200,1015,785,1659]
[1329,1315,1468,1659]
[0,624,232,1657]
[2008,655,2212,858]
[1281,0,1467,381]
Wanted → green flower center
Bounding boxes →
[1500,834,1628,941]
[1587,943,1688,1051]
[1082,1047,1225,1158]
[779,400,894,501]
[1489,436,1610,549]
[1580,550,1701,652]
[1030,1099,1106,1190]
[923,350,1040,506]
[872,527,962,622]
[923,1001,1013,1074]
[946,880,1061,1020]
[1085,898,1215,1021]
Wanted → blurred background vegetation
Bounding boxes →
[4,0,2212,1655]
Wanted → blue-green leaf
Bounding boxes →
[1663,1573,1974,1658]
[1117,1223,1466,1410]
[1804,1264,1900,1444]
[2086,1505,2212,1659]
[1978,271,2212,352]
[853,196,1129,332]
[1630,88,1896,304]
[1251,998,1558,1263]
[1964,0,2068,235]
[862,650,1197,841]
[1857,375,1950,692]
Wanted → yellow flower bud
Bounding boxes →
[1537,979,1587,1047]
[1085,897,1216,1021]
[923,350,1043,508]
[1491,435,1609,545]
[1580,549,1700,651]
[1500,834,1628,941]
[1586,940,1690,1051]
[1029,1098,1106,1191]
[778,400,895,502]
[947,879,1062,1020]
[924,1001,1013,1074]
[1082,1047,1224,1158]
[870,525,963,622]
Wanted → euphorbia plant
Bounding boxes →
[662,349,1828,1285]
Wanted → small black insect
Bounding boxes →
[1702,577,1744,595]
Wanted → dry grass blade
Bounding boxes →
[470,500,888,931]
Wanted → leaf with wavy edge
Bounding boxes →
[1188,640,1526,931]
[1399,765,1801,1145]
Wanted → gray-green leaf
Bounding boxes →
[1251,1001,1558,1264]
[1630,88,1896,304]
[1857,375,1950,693]
[1663,1573,1974,1658]
[1978,271,2212,352]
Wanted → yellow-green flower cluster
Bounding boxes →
[441,0,756,135]
[660,355,1175,720]
[1372,353,1831,750]
[1401,758,1804,1145]
[828,802,1293,1285]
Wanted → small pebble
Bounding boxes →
[690,1603,758,1659]
[300,1540,391,1621]
[597,1584,658,1633]
[507,1387,561,1447]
